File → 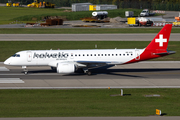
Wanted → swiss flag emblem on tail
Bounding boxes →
[146,24,172,52]
[155,34,167,47]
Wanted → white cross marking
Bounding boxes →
[155,34,167,47]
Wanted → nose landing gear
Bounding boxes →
[22,66,28,75]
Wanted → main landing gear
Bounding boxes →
[86,71,92,75]
[22,66,28,75]
[83,68,92,75]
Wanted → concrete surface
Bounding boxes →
[0,33,180,41]
[1,61,180,89]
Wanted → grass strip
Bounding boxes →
[0,88,180,117]
[0,7,142,24]
[0,41,179,61]
[1,28,180,34]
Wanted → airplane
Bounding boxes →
[4,24,175,75]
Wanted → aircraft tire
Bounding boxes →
[87,71,91,76]
[24,71,28,75]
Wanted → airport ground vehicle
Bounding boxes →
[6,1,20,7]
[27,0,55,8]
[140,9,155,16]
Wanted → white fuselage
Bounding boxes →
[4,49,145,67]
[3,24,174,74]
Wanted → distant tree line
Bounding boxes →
[1,0,180,11]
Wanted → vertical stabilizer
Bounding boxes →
[125,24,174,64]
[146,24,172,52]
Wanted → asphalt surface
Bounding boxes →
[0,33,180,41]
[1,61,180,89]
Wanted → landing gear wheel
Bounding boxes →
[22,66,28,75]
[24,71,28,75]
[86,71,91,76]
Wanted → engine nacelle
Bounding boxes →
[57,63,75,74]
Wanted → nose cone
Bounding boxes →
[4,58,11,65]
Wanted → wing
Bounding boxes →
[75,60,122,69]
[48,60,121,69]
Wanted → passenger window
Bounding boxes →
[91,54,92,56]
[94,54,96,56]
[119,54,121,56]
[123,54,125,56]
[87,54,89,56]
[98,54,100,56]
[127,54,129,56]
[75,54,77,56]
[116,54,118,56]
[79,54,80,56]
[105,54,107,56]
[108,54,110,56]
[101,54,103,56]
[112,54,114,56]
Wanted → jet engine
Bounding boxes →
[56,63,75,74]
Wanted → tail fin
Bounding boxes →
[124,24,176,64]
[124,24,175,64]
[146,24,172,53]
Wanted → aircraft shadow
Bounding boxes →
[25,68,180,78]
[92,68,180,73]
[23,69,55,74]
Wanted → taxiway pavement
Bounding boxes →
[1,61,180,89]
[0,33,180,41]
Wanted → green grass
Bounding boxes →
[0,7,142,24]
[1,27,180,34]
[0,89,180,117]
[0,7,65,24]
[0,41,179,61]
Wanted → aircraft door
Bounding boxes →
[135,50,140,60]
[27,51,32,62]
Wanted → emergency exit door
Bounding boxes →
[27,51,32,62]
[135,50,140,60]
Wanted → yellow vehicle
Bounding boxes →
[13,2,19,7]
[42,1,55,8]
[27,0,55,8]
[27,0,40,8]
[6,2,12,6]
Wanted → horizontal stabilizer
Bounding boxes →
[154,51,176,55]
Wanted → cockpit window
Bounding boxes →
[12,54,20,57]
